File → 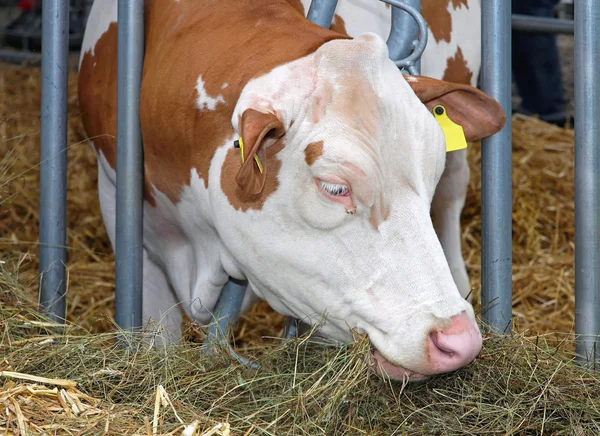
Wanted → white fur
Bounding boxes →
[97,149,184,343]
[298,0,480,298]
[195,76,226,111]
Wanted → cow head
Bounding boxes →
[213,34,505,380]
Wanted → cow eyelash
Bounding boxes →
[320,181,350,196]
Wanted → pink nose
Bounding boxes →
[427,311,483,373]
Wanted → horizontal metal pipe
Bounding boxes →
[0,50,41,65]
[512,14,574,34]
[39,0,69,326]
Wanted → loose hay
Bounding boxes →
[2,274,600,435]
[0,61,590,434]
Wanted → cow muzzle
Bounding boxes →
[369,311,483,381]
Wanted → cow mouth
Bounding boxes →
[369,350,429,381]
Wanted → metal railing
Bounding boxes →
[37,0,599,366]
[480,0,513,334]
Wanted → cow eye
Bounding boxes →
[320,181,350,196]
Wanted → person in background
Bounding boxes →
[512,0,573,128]
[554,0,574,20]
[2,0,91,52]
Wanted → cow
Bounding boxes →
[78,0,505,381]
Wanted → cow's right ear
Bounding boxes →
[235,109,285,196]
[404,75,506,141]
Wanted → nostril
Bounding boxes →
[426,312,483,373]
[429,331,456,357]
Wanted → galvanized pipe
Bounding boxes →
[39,0,69,325]
[0,50,41,66]
[384,0,423,74]
[512,14,574,34]
[306,0,339,28]
[574,0,600,367]
[204,279,258,368]
[480,0,513,333]
[115,0,145,332]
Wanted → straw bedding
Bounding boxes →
[0,62,592,434]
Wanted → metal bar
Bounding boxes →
[0,50,41,66]
[204,279,258,368]
[384,0,422,74]
[39,0,69,325]
[115,0,145,333]
[512,14,574,34]
[480,0,513,333]
[206,279,247,344]
[306,0,338,28]
[575,0,600,367]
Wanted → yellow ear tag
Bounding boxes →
[432,105,467,153]
[237,137,263,174]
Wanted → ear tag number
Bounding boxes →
[432,105,467,153]
[234,137,263,173]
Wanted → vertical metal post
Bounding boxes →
[480,0,513,333]
[574,0,600,366]
[307,0,338,28]
[39,0,69,325]
[115,0,144,332]
[387,0,421,73]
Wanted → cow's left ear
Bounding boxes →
[405,75,506,141]
[236,108,286,195]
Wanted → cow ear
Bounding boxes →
[236,109,285,195]
[405,75,506,141]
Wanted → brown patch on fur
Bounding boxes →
[78,0,349,207]
[421,0,469,44]
[78,23,161,207]
[442,47,473,84]
[78,24,117,172]
[330,14,348,35]
[369,207,380,230]
[339,75,378,138]
[221,140,286,211]
[368,192,390,231]
[304,141,324,166]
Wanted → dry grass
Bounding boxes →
[462,114,576,342]
[2,273,600,435]
[0,62,591,434]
